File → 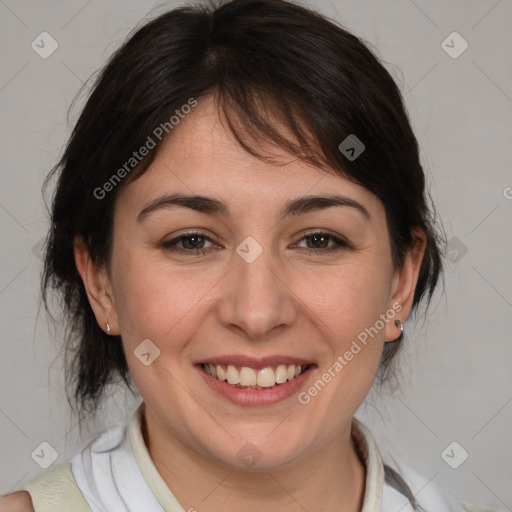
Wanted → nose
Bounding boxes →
[215,245,298,340]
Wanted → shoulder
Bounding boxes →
[382,454,500,512]
[4,463,91,512]
[0,491,34,512]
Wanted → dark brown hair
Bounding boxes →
[42,1,442,507]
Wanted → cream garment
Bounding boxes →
[16,402,497,512]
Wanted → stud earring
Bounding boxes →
[392,319,404,342]
[106,322,111,334]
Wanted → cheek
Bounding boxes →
[305,259,392,334]
[112,254,214,343]
[110,254,213,398]
[299,258,392,399]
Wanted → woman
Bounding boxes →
[0,0,497,510]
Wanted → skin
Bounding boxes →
[0,492,34,512]
[70,95,426,512]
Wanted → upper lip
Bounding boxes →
[195,355,315,370]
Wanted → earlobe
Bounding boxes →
[385,228,427,341]
[73,235,119,335]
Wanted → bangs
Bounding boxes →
[214,85,334,172]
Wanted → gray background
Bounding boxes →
[0,0,511,509]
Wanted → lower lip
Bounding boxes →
[195,365,316,406]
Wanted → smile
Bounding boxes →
[200,363,310,389]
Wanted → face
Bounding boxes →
[76,95,424,471]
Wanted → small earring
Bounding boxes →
[392,319,404,342]
[106,322,111,334]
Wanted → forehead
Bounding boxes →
[118,95,382,218]
[158,95,326,182]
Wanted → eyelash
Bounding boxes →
[161,231,350,256]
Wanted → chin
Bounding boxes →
[201,429,307,472]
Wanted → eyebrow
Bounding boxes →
[136,193,370,222]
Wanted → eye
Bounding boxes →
[292,231,350,255]
[162,232,217,255]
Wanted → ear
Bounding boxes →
[384,227,427,342]
[74,235,120,335]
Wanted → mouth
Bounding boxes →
[194,355,317,406]
[199,362,312,390]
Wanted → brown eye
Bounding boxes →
[294,232,350,254]
[179,235,207,250]
[162,233,216,254]
[305,234,330,249]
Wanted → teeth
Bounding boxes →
[202,363,309,388]
[240,366,257,386]
[226,365,240,385]
[256,367,275,388]
[275,364,288,384]
[216,365,226,381]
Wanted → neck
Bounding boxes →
[142,410,366,512]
